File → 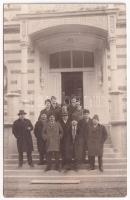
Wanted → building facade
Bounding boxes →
[4,4,127,155]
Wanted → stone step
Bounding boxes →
[4,153,121,163]
[31,147,114,153]
[4,173,127,182]
[7,148,115,159]
[4,156,127,164]
[4,168,127,176]
[4,162,127,170]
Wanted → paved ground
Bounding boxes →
[4,167,127,198]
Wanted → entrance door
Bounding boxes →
[61,72,83,106]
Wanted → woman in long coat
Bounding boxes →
[12,110,34,167]
[88,114,108,172]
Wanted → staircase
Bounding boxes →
[4,135,127,197]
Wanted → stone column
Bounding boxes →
[20,20,30,116]
[108,14,126,155]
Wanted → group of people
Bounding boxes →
[12,96,108,172]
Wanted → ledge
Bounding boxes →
[4,123,12,128]
[109,90,123,95]
[110,120,127,126]
[16,8,118,20]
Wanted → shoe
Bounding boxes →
[29,163,34,167]
[89,166,95,170]
[99,166,103,172]
[73,164,79,171]
[38,161,44,165]
[18,164,23,168]
[45,166,51,171]
[54,165,61,172]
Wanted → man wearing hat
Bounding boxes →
[12,110,34,168]
[50,96,61,121]
[87,114,108,172]
[59,112,71,167]
[77,109,92,163]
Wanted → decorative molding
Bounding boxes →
[117,34,126,38]
[27,59,34,63]
[28,69,34,73]
[11,70,21,74]
[117,54,126,58]
[28,80,34,84]
[16,7,118,20]
[27,90,34,94]
[117,65,126,69]
[8,60,21,63]
[4,50,21,54]
[116,44,126,48]
[4,40,20,44]
[118,86,127,91]
[4,25,20,34]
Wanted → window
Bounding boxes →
[60,51,71,68]
[72,51,83,68]
[84,51,94,67]
[50,52,59,68]
[50,50,94,69]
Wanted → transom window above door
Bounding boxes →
[50,50,94,69]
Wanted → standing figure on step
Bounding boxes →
[65,118,84,171]
[34,113,47,165]
[50,96,61,121]
[88,114,108,172]
[12,110,34,168]
[67,96,77,121]
[38,99,52,120]
[42,114,63,171]
[78,109,92,163]
[59,112,71,167]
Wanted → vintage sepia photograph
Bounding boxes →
[3,3,127,197]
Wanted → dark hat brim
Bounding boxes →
[18,112,27,115]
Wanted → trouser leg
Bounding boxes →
[46,151,52,169]
[38,152,44,164]
[98,156,103,171]
[54,151,60,169]
[89,156,95,169]
[27,151,33,165]
[88,155,91,164]
[18,151,23,166]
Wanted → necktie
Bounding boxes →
[72,126,76,142]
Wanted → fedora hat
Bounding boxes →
[18,110,27,115]
[93,114,99,121]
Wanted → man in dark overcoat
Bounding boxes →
[65,118,85,171]
[67,96,77,121]
[38,99,52,120]
[59,112,71,167]
[34,113,47,165]
[12,110,34,168]
[88,114,108,172]
[50,96,61,121]
[78,109,92,163]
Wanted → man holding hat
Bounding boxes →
[12,110,34,168]
[87,114,108,172]
[59,111,71,167]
